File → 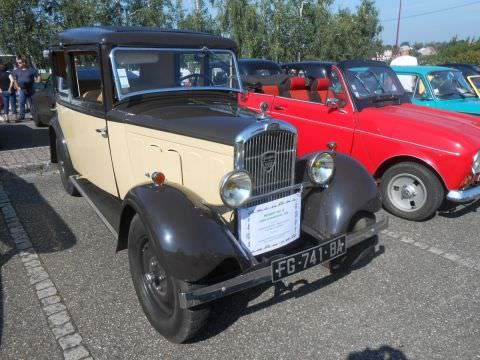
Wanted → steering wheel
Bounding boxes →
[178,73,203,87]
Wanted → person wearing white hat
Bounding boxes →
[391,45,418,66]
[391,45,418,92]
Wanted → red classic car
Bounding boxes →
[239,59,480,221]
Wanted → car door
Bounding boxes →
[270,69,356,157]
[57,49,118,196]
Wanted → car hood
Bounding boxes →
[360,103,480,155]
[110,92,291,146]
[433,97,480,115]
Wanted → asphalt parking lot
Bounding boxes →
[0,169,479,359]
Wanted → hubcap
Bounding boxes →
[387,173,427,212]
[140,239,173,316]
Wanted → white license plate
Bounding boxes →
[238,193,301,256]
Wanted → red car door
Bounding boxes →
[270,69,356,157]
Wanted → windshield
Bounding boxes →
[470,76,480,89]
[427,70,475,99]
[344,65,404,99]
[110,47,241,100]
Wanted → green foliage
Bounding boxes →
[0,0,384,68]
[424,38,480,65]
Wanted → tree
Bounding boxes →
[179,0,216,33]
[0,0,54,68]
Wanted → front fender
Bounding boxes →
[298,152,381,239]
[122,183,250,282]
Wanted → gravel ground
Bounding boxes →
[0,171,479,360]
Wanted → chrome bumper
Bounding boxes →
[447,184,480,203]
[178,214,388,309]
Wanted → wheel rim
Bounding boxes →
[140,237,174,317]
[387,173,428,212]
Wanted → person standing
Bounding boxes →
[0,64,16,123]
[13,57,40,121]
[390,45,418,66]
[391,45,418,92]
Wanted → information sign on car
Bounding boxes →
[238,192,301,255]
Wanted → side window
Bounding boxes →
[397,74,417,94]
[69,52,103,103]
[52,51,70,100]
[413,77,431,99]
[329,71,347,108]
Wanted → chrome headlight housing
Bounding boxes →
[308,152,335,186]
[473,150,480,175]
[220,170,252,208]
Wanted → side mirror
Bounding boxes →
[326,98,339,109]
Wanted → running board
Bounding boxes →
[70,175,122,238]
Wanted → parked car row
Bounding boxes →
[37,26,478,344]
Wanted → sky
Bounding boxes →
[333,0,480,45]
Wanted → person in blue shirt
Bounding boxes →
[13,57,40,121]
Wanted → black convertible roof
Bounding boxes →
[53,26,237,50]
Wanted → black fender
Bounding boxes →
[120,183,251,283]
[48,115,75,176]
[297,152,381,240]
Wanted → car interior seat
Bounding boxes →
[310,78,331,103]
[281,77,309,100]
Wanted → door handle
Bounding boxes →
[273,105,285,111]
[95,127,108,136]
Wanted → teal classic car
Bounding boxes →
[392,65,480,116]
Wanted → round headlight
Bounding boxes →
[473,151,480,175]
[220,170,252,208]
[308,152,335,185]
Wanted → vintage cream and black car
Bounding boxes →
[47,27,387,343]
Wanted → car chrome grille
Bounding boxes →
[241,130,296,205]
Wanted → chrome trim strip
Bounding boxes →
[178,214,388,308]
[109,47,243,101]
[447,185,480,203]
[70,175,118,238]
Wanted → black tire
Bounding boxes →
[32,103,44,127]
[55,137,80,196]
[380,162,444,221]
[329,216,377,274]
[128,215,210,343]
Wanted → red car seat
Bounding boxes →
[310,78,330,103]
[281,77,309,100]
[261,84,279,96]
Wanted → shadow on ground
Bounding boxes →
[194,245,385,342]
[0,122,49,151]
[438,199,480,219]
[0,170,76,346]
[347,345,409,359]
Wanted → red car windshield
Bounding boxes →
[344,66,404,100]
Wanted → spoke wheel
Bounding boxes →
[128,215,210,343]
[381,162,444,221]
[140,238,174,318]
